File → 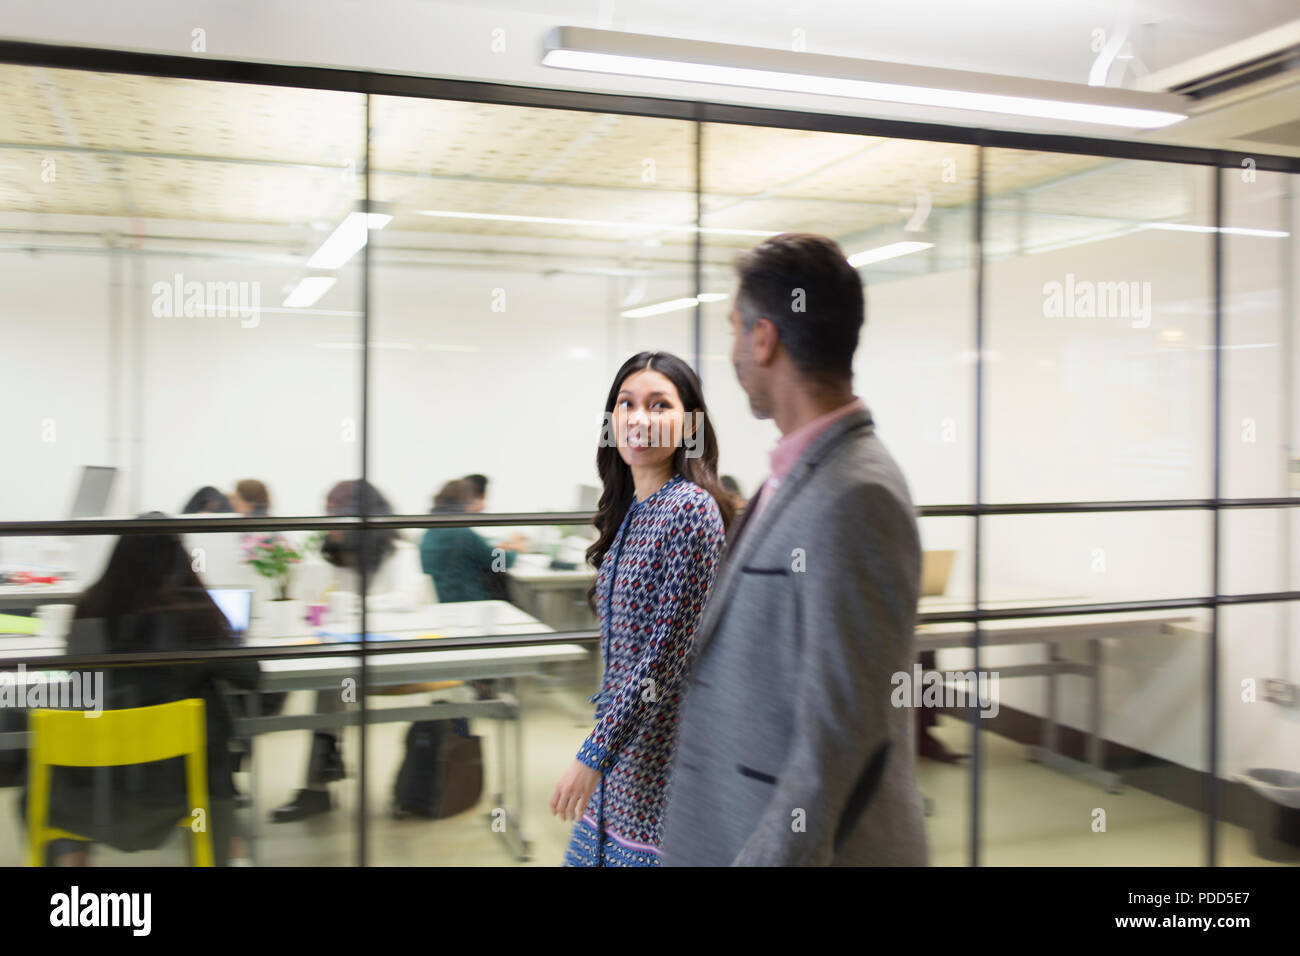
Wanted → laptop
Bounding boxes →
[68,466,117,519]
[207,587,253,639]
[921,550,956,597]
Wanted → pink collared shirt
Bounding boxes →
[750,396,866,521]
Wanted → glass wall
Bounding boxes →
[0,51,1296,867]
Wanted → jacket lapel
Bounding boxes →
[691,406,875,661]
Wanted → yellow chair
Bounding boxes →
[26,698,214,867]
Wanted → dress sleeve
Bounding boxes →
[576,494,723,773]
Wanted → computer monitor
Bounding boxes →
[576,484,600,512]
[68,466,117,519]
[208,588,252,638]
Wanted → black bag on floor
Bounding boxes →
[393,720,483,819]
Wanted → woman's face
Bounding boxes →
[613,369,686,472]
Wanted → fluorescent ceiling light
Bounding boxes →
[846,240,933,267]
[543,27,1189,129]
[307,212,392,269]
[283,276,337,308]
[416,209,771,238]
[1139,222,1290,238]
[622,292,729,318]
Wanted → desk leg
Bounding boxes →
[1086,638,1121,792]
[247,691,262,867]
[1028,638,1123,793]
[489,679,533,862]
[1043,641,1060,755]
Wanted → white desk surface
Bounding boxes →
[0,601,567,662]
[0,583,82,604]
[505,567,594,583]
[917,598,1196,648]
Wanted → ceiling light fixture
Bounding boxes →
[622,292,729,318]
[542,27,1189,129]
[283,276,337,308]
[1139,222,1290,238]
[415,208,771,237]
[846,240,933,267]
[308,211,393,269]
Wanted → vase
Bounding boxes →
[255,598,305,638]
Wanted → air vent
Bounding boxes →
[1170,44,1300,100]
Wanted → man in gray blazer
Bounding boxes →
[662,233,927,866]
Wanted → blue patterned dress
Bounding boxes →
[564,474,724,866]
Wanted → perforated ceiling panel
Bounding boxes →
[0,64,1192,258]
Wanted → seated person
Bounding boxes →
[21,516,260,866]
[420,478,526,603]
[181,486,234,515]
[272,479,423,823]
[229,479,270,518]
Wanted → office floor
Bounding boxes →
[0,681,1289,866]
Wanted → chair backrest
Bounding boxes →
[29,698,206,768]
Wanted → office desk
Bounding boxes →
[916,596,1196,792]
[505,567,597,632]
[0,583,82,611]
[0,600,587,862]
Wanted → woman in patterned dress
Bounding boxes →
[550,351,735,866]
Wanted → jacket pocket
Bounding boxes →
[737,763,778,785]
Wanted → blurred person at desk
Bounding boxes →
[19,515,259,866]
[229,478,271,518]
[551,350,732,866]
[181,486,233,514]
[420,478,527,603]
[271,479,424,823]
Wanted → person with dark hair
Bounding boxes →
[719,474,749,523]
[661,233,928,865]
[230,479,270,518]
[181,486,233,515]
[21,515,260,866]
[271,479,423,823]
[420,479,523,603]
[550,350,730,866]
[461,474,489,509]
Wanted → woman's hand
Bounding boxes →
[550,760,601,823]
[500,532,530,552]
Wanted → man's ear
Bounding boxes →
[751,316,779,366]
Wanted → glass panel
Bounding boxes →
[983,151,1214,504]
[0,66,366,523]
[914,515,976,865]
[367,97,696,514]
[1222,166,1293,502]
[700,128,978,504]
[1218,602,1300,866]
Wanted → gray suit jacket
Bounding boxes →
[661,405,928,866]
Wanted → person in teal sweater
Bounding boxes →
[420,478,527,602]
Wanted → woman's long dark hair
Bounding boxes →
[75,512,233,651]
[320,479,399,576]
[585,351,734,607]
